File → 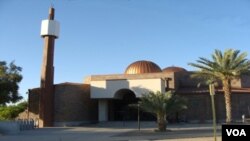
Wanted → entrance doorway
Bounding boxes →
[109,89,138,121]
[109,89,155,121]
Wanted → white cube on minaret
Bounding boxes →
[40,20,60,38]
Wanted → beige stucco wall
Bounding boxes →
[98,100,108,121]
[91,78,164,98]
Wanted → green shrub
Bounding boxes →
[0,101,27,120]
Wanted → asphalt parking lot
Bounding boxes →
[0,122,222,141]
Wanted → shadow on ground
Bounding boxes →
[114,128,221,140]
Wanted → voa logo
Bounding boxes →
[226,129,246,136]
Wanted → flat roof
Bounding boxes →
[89,72,174,81]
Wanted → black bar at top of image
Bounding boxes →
[222,124,250,141]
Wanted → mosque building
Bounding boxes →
[27,7,250,127]
[28,59,250,127]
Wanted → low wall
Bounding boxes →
[0,121,20,134]
[0,120,35,135]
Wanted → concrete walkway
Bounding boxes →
[0,122,222,141]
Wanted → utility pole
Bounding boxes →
[138,103,141,131]
[209,83,217,141]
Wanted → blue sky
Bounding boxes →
[1,0,250,100]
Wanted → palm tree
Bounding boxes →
[139,91,187,131]
[189,49,250,123]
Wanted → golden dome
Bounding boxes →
[125,60,162,74]
[162,66,187,73]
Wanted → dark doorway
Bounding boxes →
[111,89,138,121]
[109,89,155,121]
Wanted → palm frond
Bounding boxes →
[189,49,250,80]
[212,49,223,65]
[139,91,187,117]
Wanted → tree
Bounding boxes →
[189,49,250,123]
[0,61,23,105]
[139,91,187,131]
[0,101,28,120]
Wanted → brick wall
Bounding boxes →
[28,83,98,126]
[28,88,40,116]
[179,93,250,123]
[54,83,98,123]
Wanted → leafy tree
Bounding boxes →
[0,61,23,105]
[189,49,250,123]
[139,91,187,131]
[0,101,28,120]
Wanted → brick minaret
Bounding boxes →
[39,7,60,127]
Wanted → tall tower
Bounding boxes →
[39,7,60,127]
